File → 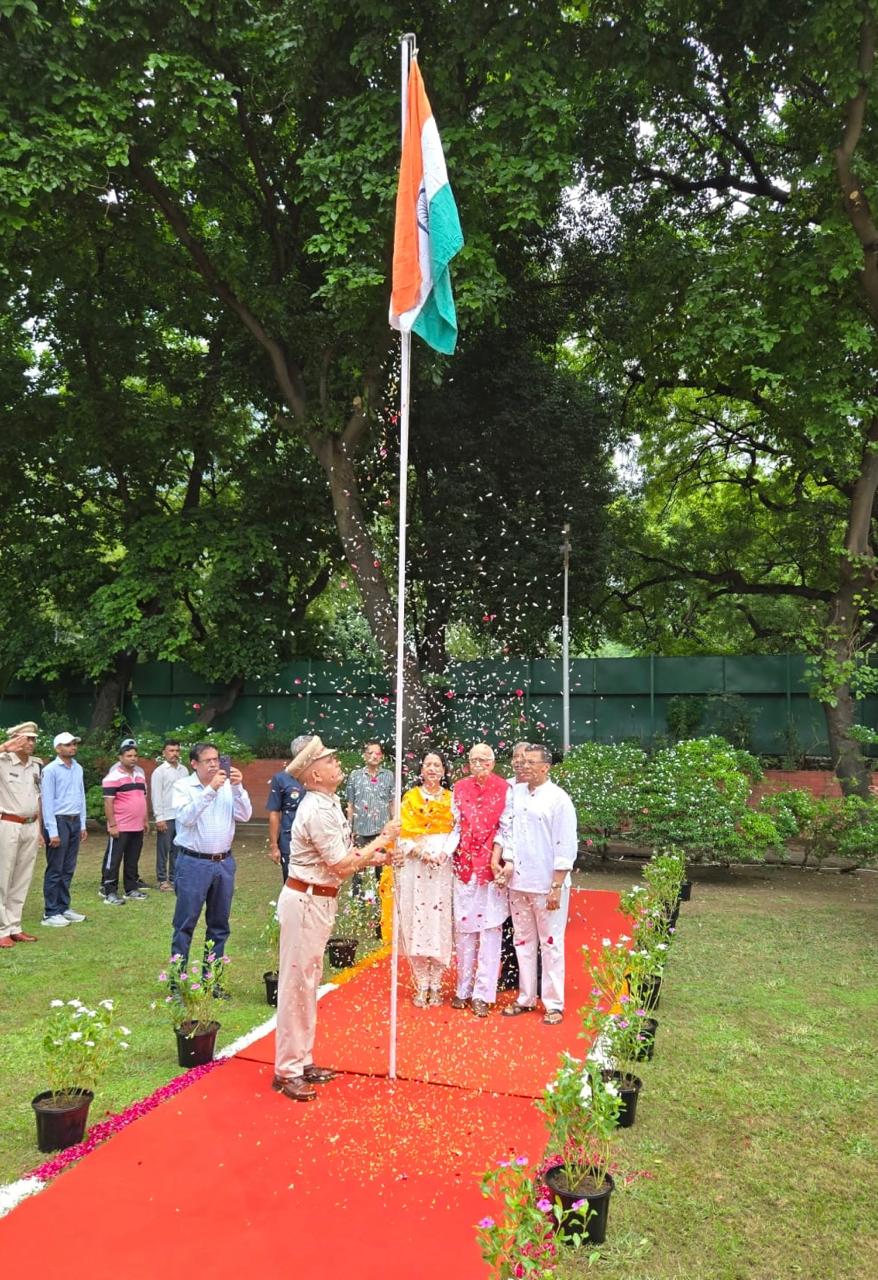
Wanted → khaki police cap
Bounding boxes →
[286,734,336,781]
[6,721,39,738]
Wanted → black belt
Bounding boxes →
[57,813,81,819]
[179,848,232,862]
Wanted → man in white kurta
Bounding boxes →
[495,745,577,1025]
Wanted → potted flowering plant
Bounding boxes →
[33,997,130,1152]
[536,1055,621,1243]
[475,1154,560,1279]
[158,943,228,1066]
[262,901,280,1006]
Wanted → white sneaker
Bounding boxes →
[62,909,86,923]
[41,914,70,927]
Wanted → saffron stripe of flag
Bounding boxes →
[389,60,464,356]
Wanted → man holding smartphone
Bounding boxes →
[170,743,252,977]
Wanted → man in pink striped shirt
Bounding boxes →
[100,739,149,906]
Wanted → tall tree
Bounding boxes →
[0,0,591,736]
[569,0,878,794]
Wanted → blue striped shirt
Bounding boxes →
[41,756,87,838]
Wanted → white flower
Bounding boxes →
[120,1041,129,1050]
[86,1010,97,1018]
[601,937,612,947]
[67,999,83,1008]
[68,1031,83,1041]
[85,1040,95,1047]
[120,1026,131,1036]
[50,999,64,1008]
[604,1080,619,1098]
[99,999,114,1010]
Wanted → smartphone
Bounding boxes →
[218,754,232,777]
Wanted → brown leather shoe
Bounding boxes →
[273,1076,317,1102]
[10,932,37,942]
[303,1064,336,1084]
[471,999,490,1018]
[0,936,13,948]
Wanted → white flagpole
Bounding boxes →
[389,30,417,1082]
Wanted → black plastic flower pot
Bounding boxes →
[632,1016,658,1061]
[679,879,692,902]
[175,1020,220,1068]
[544,1164,615,1244]
[263,971,279,1007]
[327,936,358,969]
[32,1089,94,1153]
[602,1069,643,1129]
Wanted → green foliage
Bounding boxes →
[804,795,878,869]
[476,1156,559,1279]
[42,996,130,1098]
[536,1056,621,1192]
[159,944,229,1033]
[555,742,646,847]
[665,696,705,741]
[632,737,769,863]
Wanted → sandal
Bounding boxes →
[501,1003,537,1017]
[542,1010,564,1025]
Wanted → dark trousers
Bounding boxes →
[171,851,236,968]
[101,830,144,896]
[156,820,178,884]
[279,832,290,882]
[43,815,82,916]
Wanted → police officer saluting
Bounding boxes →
[0,721,43,948]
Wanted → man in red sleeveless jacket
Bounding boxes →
[451,744,512,1017]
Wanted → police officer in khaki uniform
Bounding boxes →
[0,721,43,948]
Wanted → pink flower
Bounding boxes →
[267,722,275,731]
[478,1216,495,1229]
[294,678,302,685]
[571,1198,587,1211]
[192,703,202,712]
[537,1197,553,1213]
[515,689,524,697]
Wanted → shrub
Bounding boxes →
[631,736,774,863]
[554,742,646,847]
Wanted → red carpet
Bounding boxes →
[1,889,626,1279]
[239,888,628,1095]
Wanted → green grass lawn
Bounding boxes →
[555,862,878,1280]
[3,838,877,1280]
[0,824,382,1185]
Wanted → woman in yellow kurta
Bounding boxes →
[394,751,457,1006]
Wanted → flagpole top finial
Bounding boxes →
[400,31,418,53]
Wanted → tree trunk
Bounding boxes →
[199,674,245,728]
[90,651,136,731]
[818,416,878,797]
[312,433,437,747]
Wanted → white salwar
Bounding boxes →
[396,818,457,998]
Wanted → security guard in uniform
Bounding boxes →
[0,721,43,948]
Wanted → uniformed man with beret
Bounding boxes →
[273,735,399,1102]
[0,721,43,948]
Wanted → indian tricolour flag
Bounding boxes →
[389,60,463,356]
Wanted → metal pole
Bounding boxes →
[561,523,571,755]
[389,30,417,1082]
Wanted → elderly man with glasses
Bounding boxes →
[495,744,577,1026]
[450,743,512,1017]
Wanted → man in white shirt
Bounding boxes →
[150,739,188,891]
[495,744,577,1025]
[170,742,252,975]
